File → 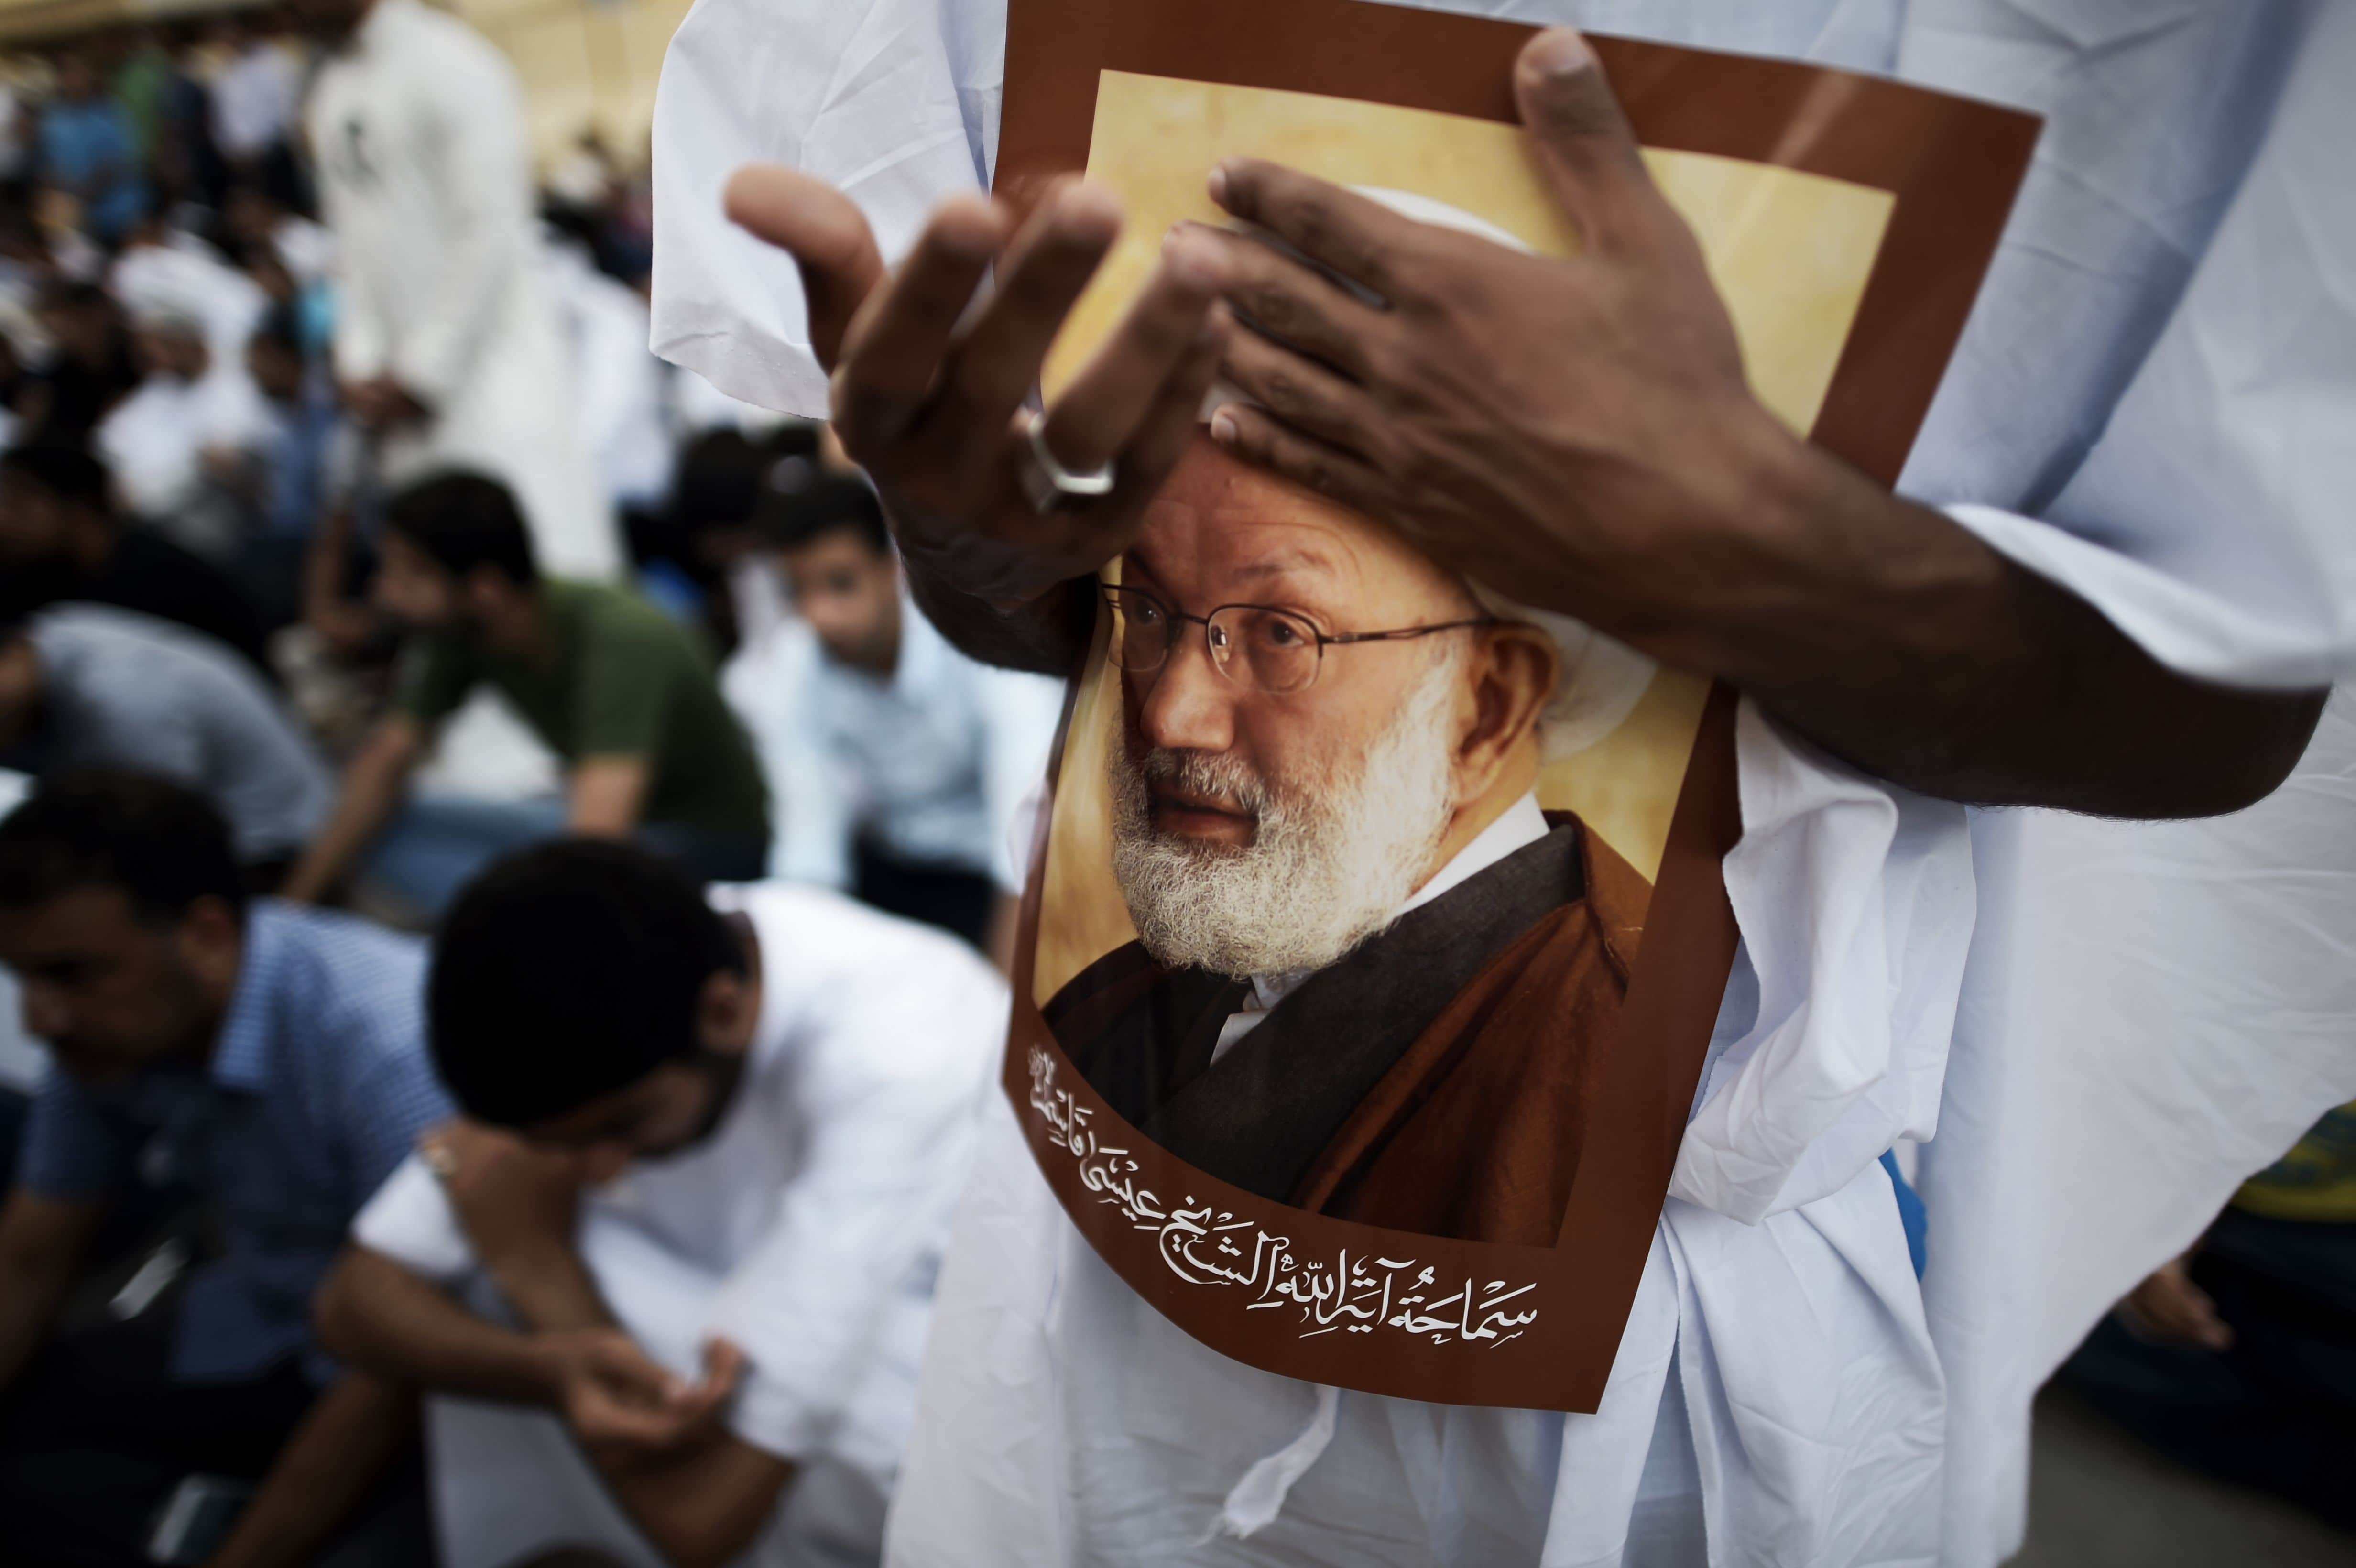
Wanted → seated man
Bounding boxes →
[0,770,452,1567]
[316,838,1005,1568]
[0,441,271,675]
[0,605,330,885]
[97,299,274,561]
[1044,443,1636,1244]
[764,476,1062,953]
[281,471,772,915]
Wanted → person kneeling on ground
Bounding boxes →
[279,470,772,916]
[315,838,1006,1568]
[0,770,452,1567]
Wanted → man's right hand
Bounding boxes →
[721,168,1229,620]
[544,1330,745,1461]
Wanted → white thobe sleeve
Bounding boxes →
[351,1151,479,1282]
[648,0,1004,414]
[702,938,1001,1465]
[389,42,537,410]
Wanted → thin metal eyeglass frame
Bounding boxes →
[1099,583,1494,693]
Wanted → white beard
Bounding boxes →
[1107,651,1462,980]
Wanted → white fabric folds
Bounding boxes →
[650,2,2356,1563]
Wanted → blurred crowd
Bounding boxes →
[0,6,1058,1565]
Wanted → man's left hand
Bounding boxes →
[1184,25,2327,818]
[421,1120,584,1271]
[1189,27,1782,656]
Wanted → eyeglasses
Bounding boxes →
[1100,584,1492,696]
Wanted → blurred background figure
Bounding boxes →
[206,11,301,204]
[97,295,271,560]
[2062,1104,2356,1529]
[0,772,446,1568]
[296,0,619,582]
[670,419,825,655]
[282,471,768,918]
[24,277,139,444]
[0,441,269,673]
[758,475,1062,958]
[0,605,328,884]
[37,52,142,246]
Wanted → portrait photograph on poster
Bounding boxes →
[995,0,2035,1413]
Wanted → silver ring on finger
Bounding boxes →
[1017,410,1117,515]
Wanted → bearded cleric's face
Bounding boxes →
[1106,440,1553,980]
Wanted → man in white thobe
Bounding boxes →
[317,839,1005,1568]
[649,2,2356,1564]
[296,0,619,579]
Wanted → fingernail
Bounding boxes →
[1163,230,1222,285]
[1523,28,1595,78]
[1210,409,1238,445]
[1207,164,1231,207]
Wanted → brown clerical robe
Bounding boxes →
[1042,813,1648,1245]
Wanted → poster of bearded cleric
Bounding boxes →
[996,0,2035,1411]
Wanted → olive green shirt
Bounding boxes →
[393,581,769,844]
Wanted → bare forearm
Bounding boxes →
[1662,437,2326,817]
[316,1249,561,1405]
[590,1437,793,1568]
[566,758,650,840]
[481,1241,615,1336]
[206,1375,417,1568]
[302,507,361,635]
[284,729,415,901]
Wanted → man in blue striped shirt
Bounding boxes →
[0,769,452,1567]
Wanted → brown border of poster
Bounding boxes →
[997,0,2036,1412]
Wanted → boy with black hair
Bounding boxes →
[0,440,271,673]
[316,837,1004,1568]
[759,474,1062,956]
[0,769,450,1566]
[282,469,771,915]
[668,421,823,652]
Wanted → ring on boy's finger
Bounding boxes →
[1017,411,1117,514]
[422,1141,458,1180]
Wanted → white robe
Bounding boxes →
[648,1,2356,1562]
[545,240,676,512]
[308,0,620,579]
[352,882,1008,1568]
[97,367,275,529]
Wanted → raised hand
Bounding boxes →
[723,168,1232,667]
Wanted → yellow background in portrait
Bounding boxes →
[1033,73,1890,1001]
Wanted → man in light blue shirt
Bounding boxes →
[0,770,450,1566]
[763,476,1062,954]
